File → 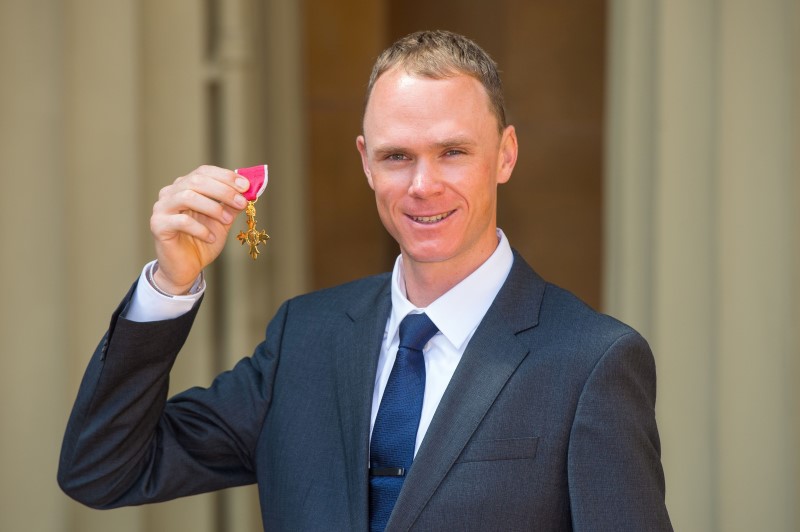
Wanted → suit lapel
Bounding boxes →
[387,254,545,530]
[334,278,392,531]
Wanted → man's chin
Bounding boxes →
[400,245,455,266]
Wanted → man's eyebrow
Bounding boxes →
[372,145,407,158]
[434,136,477,149]
[371,137,478,157]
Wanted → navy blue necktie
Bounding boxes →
[369,313,438,532]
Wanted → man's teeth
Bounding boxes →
[413,212,451,223]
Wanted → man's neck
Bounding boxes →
[401,239,499,308]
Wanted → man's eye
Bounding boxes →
[387,153,408,161]
[445,149,465,157]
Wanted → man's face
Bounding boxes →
[357,67,517,275]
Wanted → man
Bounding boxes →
[59,30,672,530]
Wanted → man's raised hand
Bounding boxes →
[150,165,250,294]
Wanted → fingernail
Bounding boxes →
[223,211,233,224]
[236,177,249,191]
[234,195,247,208]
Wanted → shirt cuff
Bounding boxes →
[123,260,205,322]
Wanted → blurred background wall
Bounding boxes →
[0,0,796,531]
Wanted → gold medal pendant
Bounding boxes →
[237,200,270,259]
[234,165,269,260]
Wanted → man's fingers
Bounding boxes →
[155,184,246,226]
[151,212,218,244]
[221,204,240,223]
[154,189,226,224]
[184,165,251,194]
[166,166,250,211]
[232,173,250,193]
[174,213,217,243]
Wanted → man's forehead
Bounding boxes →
[368,66,479,101]
[366,71,488,115]
[363,67,500,135]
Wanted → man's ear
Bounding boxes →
[496,125,518,185]
[356,135,375,190]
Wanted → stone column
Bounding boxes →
[606,1,799,530]
[0,1,70,531]
[714,2,797,529]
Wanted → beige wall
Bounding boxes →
[1,1,798,531]
[0,0,306,531]
[606,1,799,530]
[1,2,68,531]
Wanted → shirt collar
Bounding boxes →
[388,229,514,350]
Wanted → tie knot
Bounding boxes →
[398,313,439,352]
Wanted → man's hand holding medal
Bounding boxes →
[149,164,269,295]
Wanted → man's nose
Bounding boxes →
[408,161,444,197]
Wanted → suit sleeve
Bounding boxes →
[57,283,286,509]
[567,331,673,531]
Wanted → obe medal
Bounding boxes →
[235,165,270,260]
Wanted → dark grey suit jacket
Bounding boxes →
[59,252,672,530]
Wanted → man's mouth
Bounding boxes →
[410,210,454,224]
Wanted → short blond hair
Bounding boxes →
[365,30,507,131]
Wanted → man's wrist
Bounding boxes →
[148,262,204,297]
[124,261,205,322]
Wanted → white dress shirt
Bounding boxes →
[125,230,514,455]
[372,229,513,454]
